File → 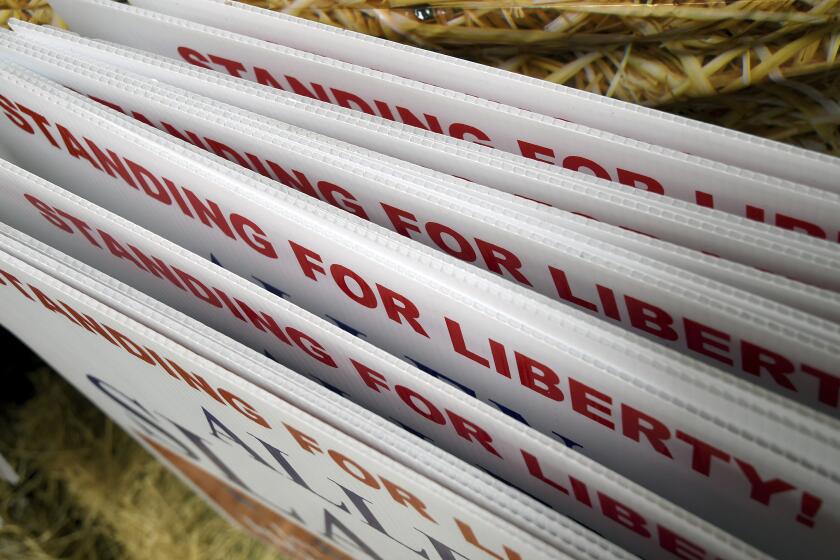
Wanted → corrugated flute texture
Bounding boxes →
[2,0,839,155]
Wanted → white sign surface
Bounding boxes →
[12,221,786,560]
[9,21,840,302]
[0,67,839,558]
[2,157,834,559]
[0,249,581,560]
[1,38,835,397]
[128,0,840,194]
[9,22,840,303]
[46,0,840,245]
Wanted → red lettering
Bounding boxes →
[205,137,250,167]
[85,139,137,188]
[521,449,568,495]
[330,449,380,488]
[684,318,732,366]
[382,203,421,239]
[318,181,368,220]
[396,385,446,424]
[229,213,277,258]
[621,404,672,458]
[476,240,531,286]
[234,298,292,345]
[125,160,172,204]
[695,191,714,208]
[267,162,319,198]
[332,264,377,308]
[29,286,79,325]
[658,526,705,560]
[103,326,156,366]
[626,296,678,341]
[449,123,493,147]
[16,104,58,147]
[377,284,429,337]
[740,341,797,391]
[208,54,247,78]
[128,246,185,291]
[287,328,337,368]
[285,76,329,102]
[569,378,614,429]
[285,423,323,455]
[395,106,443,134]
[182,188,234,238]
[447,411,501,458]
[59,302,117,346]
[735,459,795,506]
[381,477,436,523]
[455,519,522,560]
[351,360,390,393]
[776,214,827,239]
[98,230,148,271]
[290,241,324,280]
[598,493,651,537]
[161,359,224,404]
[51,124,101,173]
[745,205,765,223]
[517,140,554,165]
[617,169,664,195]
[549,267,597,312]
[801,364,840,408]
[54,209,101,248]
[446,317,490,368]
[0,269,33,299]
[427,222,477,262]
[172,267,223,308]
[332,90,374,114]
[0,94,33,133]
[24,194,73,233]
[516,352,564,401]
[177,46,212,69]
[254,66,284,89]
[161,122,207,150]
[675,431,731,476]
[563,156,610,180]
[218,388,271,429]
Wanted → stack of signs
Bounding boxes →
[0,1,837,558]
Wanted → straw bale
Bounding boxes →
[0,365,279,560]
[663,68,840,155]
[242,1,840,54]
[0,0,54,27]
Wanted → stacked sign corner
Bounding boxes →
[0,1,837,559]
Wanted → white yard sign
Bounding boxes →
[0,65,838,557]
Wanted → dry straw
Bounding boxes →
[0,369,279,560]
[664,67,840,154]
[0,0,53,27]
[241,1,840,104]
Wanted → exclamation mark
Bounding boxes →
[795,492,823,528]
